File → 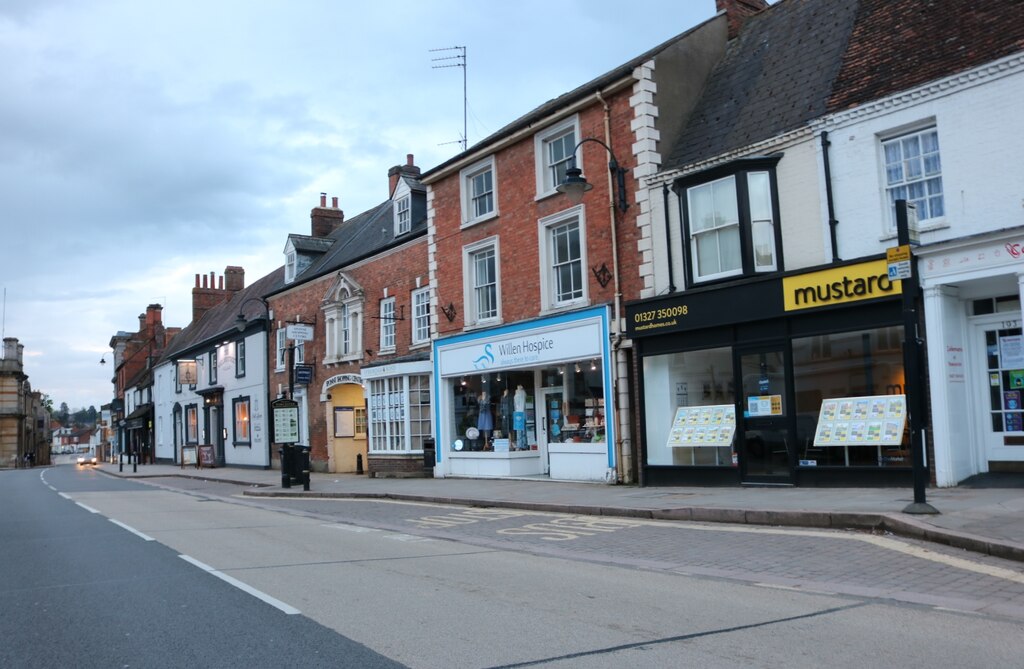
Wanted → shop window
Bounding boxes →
[643,347,735,466]
[185,404,199,444]
[678,159,781,286]
[368,375,430,452]
[792,327,907,468]
[233,396,251,445]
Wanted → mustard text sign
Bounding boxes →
[783,260,901,312]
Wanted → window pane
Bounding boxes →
[883,129,943,223]
[695,231,721,276]
[712,178,739,227]
[752,220,776,270]
[719,227,742,272]
[747,172,772,222]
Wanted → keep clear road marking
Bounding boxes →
[178,555,301,615]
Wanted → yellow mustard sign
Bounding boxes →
[783,260,902,312]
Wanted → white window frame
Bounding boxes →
[462,236,501,327]
[538,206,588,312]
[285,250,297,283]
[367,374,431,453]
[323,276,364,364]
[411,287,431,345]
[460,156,498,226]
[395,195,411,235]
[880,125,944,232]
[681,164,780,286]
[379,297,396,352]
[534,115,581,199]
[276,329,287,371]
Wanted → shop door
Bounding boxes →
[736,345,794,484]
[972,316,1024,470]
[538,387,564,474]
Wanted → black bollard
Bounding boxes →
[302,447,311,492]
[280,446,291,488]
[133,451,137,474]
[119,452,123,473]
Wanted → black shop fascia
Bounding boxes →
[626,256,910,487]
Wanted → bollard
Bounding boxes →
[356,453,363,475]
[280,446,291,488]
[119,452,123,473]
[133,451,137,474]
[302,447,311,492]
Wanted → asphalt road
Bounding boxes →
[6,464,1024,668]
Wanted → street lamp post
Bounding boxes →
[895,199,938,515]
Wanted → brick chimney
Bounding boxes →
[311,193,344,238]
[191,266,244,324]
[716,0,768,39]
[388,154,421,198]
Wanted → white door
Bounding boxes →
[537,387,564,475]
[971,314,1024,470]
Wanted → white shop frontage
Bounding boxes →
[432,306,615,481]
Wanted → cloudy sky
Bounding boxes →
[0,0,718,411]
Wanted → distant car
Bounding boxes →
[77,455,97,466]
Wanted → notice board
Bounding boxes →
[198,444,216,468]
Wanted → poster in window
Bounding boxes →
[1006,413,1023,432]
[1011,370,1024,390]
[1004,391,1021,411]
[334,407,355,438]
[1001,335,1024,368]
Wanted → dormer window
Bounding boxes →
[395,195,411,235]
[285,250,297,283]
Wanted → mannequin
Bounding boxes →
[477,391,493,448]
[513,385,527,449]
[499,388,512,436]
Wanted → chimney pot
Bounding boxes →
[407,153,414,166]
[320,192,327,207]
[332,196,338,208]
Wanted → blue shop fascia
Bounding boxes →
[432,306,615,482]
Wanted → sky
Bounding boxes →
[0,0,720,412]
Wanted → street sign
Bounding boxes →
[294,364,313,385]
[286,323,314,341]
[272,398,300,443]
[886,244,912,280]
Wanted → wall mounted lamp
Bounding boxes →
[555,137,629,213]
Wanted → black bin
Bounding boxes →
[423,438,436,469]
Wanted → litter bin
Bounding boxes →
[423,438,436,470]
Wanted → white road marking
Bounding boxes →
[323,523,379,533]
[58,492,72,500]
[178,555,301,615]
[76,502,100,514]
[109,518,155,542]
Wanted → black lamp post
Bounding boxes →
[555,137,629,213]
[895,199,938,515]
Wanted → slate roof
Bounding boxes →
[665,0,859,170]
[161,266,286,361]
[289,235,334,253]
[274,196,427,289]
[666,0,1024,171]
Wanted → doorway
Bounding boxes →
[736,344,794,484]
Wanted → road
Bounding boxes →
[3,463,1023,668]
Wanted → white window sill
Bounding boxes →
[878,220,950,243]
[461,211,499,229]
[539,299,591,317]
[464,318,503,332]
[409,341,431,350]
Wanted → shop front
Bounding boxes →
[432,306,615,481]
[918,227,1024,485]
[629,258,913,486]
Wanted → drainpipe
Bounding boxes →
[821,131,840,263]
[596,90,633,484]
[662,183,676,293]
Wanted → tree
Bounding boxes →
[58,402,70,425]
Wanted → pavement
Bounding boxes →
[92,461,1024,564]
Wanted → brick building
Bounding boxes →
[421,8,736,483]
[265,156,430,475]
[0,338,50,468]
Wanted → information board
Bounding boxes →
[813,395,906,447]
[666,404,736,448]
[273,398,300,443]
[181,445,197,468]
[198,444,216,468]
